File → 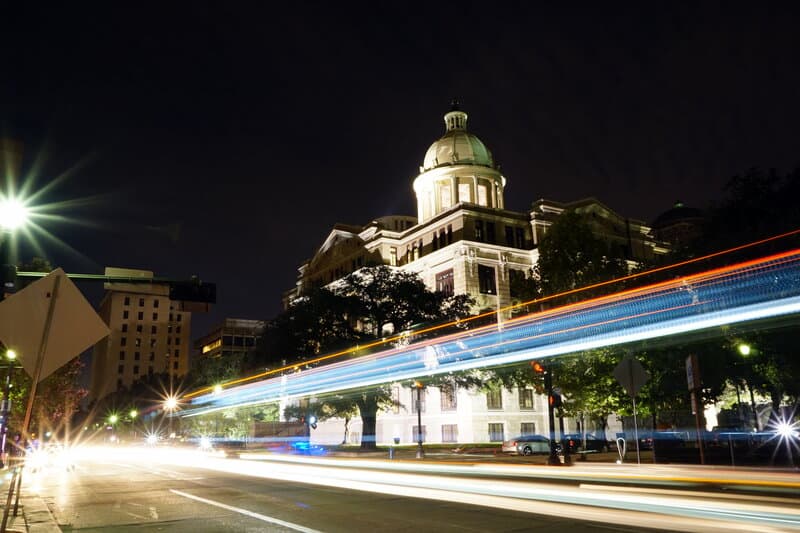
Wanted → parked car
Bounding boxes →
[562,433,609,453]
[514,435,553,456]
[502,435,540,454]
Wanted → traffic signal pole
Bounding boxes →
[544,370,560,465]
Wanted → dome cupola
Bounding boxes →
[413,103,507,224]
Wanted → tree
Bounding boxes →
[533,211,629,303]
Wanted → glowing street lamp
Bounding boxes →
[0,348,18,467]
[164,395,179,438]
[0,198,29,232]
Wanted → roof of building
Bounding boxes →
[422,106,495,171]
[651,201,705,228]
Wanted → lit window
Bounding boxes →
[458,182,471,203]
[435,269,454,297]
[519,388,534,410]
[477,184,488,206]
[486,389,502,409]
[488,423,504,442]
[478,265,496,294]
[440,184,452,210]
[442,424,458,443]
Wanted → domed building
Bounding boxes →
[284,104,669,447]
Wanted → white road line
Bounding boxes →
[170,489,322,533]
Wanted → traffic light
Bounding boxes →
[530,361,546,374]
[548,391,562,408]
[168,279,216,304]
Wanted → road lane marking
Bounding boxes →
[170,489,322,533]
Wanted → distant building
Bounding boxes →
[650,201,706,249]
[89,267,192,402]
[194,318,264,361]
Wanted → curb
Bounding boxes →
[16,497,61,533]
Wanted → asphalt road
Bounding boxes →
[22,446,800,532]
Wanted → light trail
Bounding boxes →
[68,446,800,532]
[184,228,800,399]
[184,249,800,416]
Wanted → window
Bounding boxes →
[117,379,123,388]
[510,269,526,298]
[152,313,158,321]
[174,349,180,357]
[137,311,143,320]
[440,383,457,411]
[139,298,144,307]
[486,388,503,409]
[136,324,143,333]
[440,184,452,209]
[442,424,458,443]
[153,299,159,308]
[478,265,496,294]
[175,337,181,346]
[477,184,488,206]
[133,365,139,375]
[118,365,124,374]
[176,326,181,334]
[177,314,182,322]
[458,182,471,203]
[124,296,130,306]
[119,351,125,361]
[488,423,504,442]
[135,338,141,347]
[134,352,140,361]
[149,352,155,361]
[389,247,398,267]
[412,425,427,443]
[173,360,178,370]
[447,224,453,244]
[435,269,454,297]
[411,388,426,413]
[486,222,496,244]
[474,220,484,242]
[123,310,129,320]
[519,388,534,410]
[521,422,536,435]
[516,227,525,248]
[151,325,157,334]
[120,337,127,347]
[505,226,514,247]
[121,324,128,333]
[432,232,439,251]
[148,366,154,375]
[150,338,156,348]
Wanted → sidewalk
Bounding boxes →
[2,495,60,533]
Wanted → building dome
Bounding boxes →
[422,107,495,171]
[651,201,705,229]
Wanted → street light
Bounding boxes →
[0,348,17,467]
[164,395,178,439]
[412,381,425,459]
[735,342,760,430]
[0,198,29,232]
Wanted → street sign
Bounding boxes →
[0,269,109,382]
[614,354,650,397]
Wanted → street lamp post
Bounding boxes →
[412,381,424,459]
[0,349,17,468]
[164,396,178,439]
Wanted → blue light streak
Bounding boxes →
[184,251,800,417]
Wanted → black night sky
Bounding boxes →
[3,3,800,338]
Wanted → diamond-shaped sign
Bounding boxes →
[0,269,109,382]
[614,355,650,397]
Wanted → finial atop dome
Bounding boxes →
[444,100,468,132]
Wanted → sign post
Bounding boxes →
[614,354,650,465]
